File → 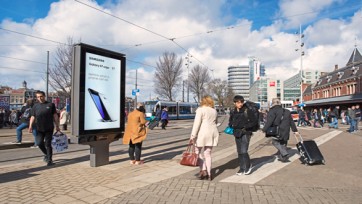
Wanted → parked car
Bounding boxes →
[290,110,299,122]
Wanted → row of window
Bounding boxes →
[313,84,357,99]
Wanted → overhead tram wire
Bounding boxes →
[2,2,360,72]
[85,2,362,53]
[0,29,158,70]
[126,59,158,69]
[0,66,45,73]
[74,0,212,72]
[0,55,49,65]
[0,27,69,46]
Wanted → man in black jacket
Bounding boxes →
[229,95,257,175]
[262,98,300,162]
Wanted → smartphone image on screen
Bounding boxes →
[88,88,115,122]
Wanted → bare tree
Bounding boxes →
[224,86,236,109]
[47,37,74,98]
[154,52,183,101]
[189,65,211,102]
[208,78,228,107]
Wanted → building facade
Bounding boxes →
[228,58,266,100]
[304,47,362,106]
[228,65,250,99]
[283,69,324,102]
[249,77,283,109]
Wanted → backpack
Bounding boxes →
[243,101,260,132]
[22,108,31,119]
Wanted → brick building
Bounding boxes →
[304,47,362,107]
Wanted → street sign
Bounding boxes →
[132,89,140,96]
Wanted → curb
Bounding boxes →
[0,135,76,151]
[0,142,35,150]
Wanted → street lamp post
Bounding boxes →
[185,54,192,102]
[295,24,305,103]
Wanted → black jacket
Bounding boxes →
[262,105,297,141]
[228,105,257,136]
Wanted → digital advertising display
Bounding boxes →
[71,43,125,139]
[84,52,121,130]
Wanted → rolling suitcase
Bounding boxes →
[295,134,325,165]
[148,120,159,130]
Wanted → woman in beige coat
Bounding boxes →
[189,96,219,180]
[123,103,147,165]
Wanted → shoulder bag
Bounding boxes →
[265,109,285,139]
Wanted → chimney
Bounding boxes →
[334,64,338,71]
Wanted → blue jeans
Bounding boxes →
[16,122,37,145]
[349,119,356,132]
[355,118,360,131]
[329,117,338,129]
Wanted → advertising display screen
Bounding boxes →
[71,43,125,137]
[84,52,121,130]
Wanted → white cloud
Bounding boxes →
[278,0,336,28]
[0,0,361,103]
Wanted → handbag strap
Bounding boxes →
[186,142,196,153]
[272,108,285,126]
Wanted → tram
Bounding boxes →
[144,100,199,120]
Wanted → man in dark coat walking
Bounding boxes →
[262,98,300,162]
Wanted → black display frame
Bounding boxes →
[76,43,125,137]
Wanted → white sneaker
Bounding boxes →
[244,164,253,175]
[236,170,243,176]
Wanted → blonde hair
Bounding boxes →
[200,96,214,108]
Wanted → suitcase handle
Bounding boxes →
[294,132,303,143]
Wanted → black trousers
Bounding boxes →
[235,133,251,171]
[161,119,168,129]
[36,131,53,162]
[129,140,143,161]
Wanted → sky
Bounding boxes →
[0,0,361,102]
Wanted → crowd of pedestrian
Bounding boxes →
[291,105,361,133]
[1,91,360,174]
[0,108,22,129]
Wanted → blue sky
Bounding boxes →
[0,0,361,101]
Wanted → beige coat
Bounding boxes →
[123,110,147,144]
[191,106,219,147]
[59,110,68,125]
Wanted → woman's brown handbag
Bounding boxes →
[180,142,198,167]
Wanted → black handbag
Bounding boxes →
[265,126,279,137]
[265,109,285,139]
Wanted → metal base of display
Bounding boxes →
[89,140,109,167]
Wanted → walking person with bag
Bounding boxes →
[355,105,361,132]
[59,107,68,131]
[12,99,38,147]
[262,98,300,162]
[123,102,147,165]
[29,91,60,166]
[161,107,169,130]
[189,96,219,181]
[229,95,258,175]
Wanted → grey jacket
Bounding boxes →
[348,109,356,120]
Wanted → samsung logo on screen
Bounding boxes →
[89,56,104,62]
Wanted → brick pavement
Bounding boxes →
[0,117,361,204]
